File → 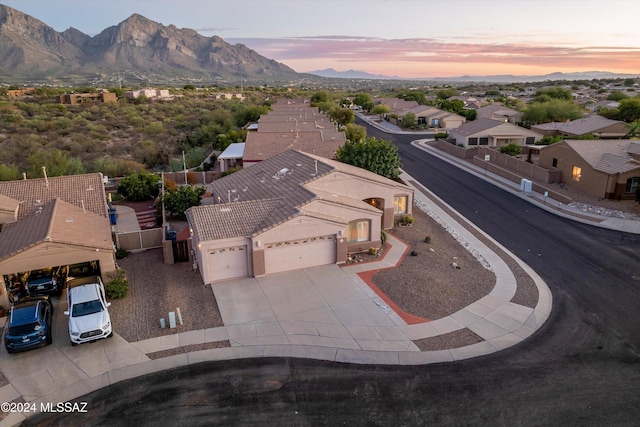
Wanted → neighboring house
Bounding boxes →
[537,139,640,200]
[241,98,345,166]
[217,143,245,172]
[58,90,117,105]
[475,103,523,124]
[0,173,116,308]
[585,100,620,113]
[374,97,419,116]
[448,118,542,148]
[531,115,628,139]
[187,150,413,284]
[6,88,36,98]
[242,130,344,166]
[407,106,466,129]
[124,89,172,100]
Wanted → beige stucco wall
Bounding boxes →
[305,172,413,229]
[539,143,609,197]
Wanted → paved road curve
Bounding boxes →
[26,122,640,426]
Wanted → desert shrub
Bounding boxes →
[424,235,432,243]
[105,269,129,299]
[400,215,415,226]
[115,248,129,259]
[411,250,418,256]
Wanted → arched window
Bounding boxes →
[347,220,370,243]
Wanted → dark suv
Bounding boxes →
[4,296,53,354]
[26,267,64,296]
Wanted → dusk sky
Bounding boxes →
[3,0,639,78]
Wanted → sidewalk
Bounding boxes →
[411,139,640,234]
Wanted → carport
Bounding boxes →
[0,199,116,308]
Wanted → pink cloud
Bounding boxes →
[229,36,640,76]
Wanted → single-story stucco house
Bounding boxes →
[448,118,543,148]
[186,150,413,284]
[537,139,640,200]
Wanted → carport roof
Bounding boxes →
[0,198,113,261]
[0,173,108,220]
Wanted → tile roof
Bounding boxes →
[533,116,624,136]
[187,198,298,240]
[193,150,411,241]
[0,173,108,220]
[564,139,640,174]
[210,150,332,205]
[243,130,344,162]
[0,198,113,261]
[449,118,508,136]
[476,103,522,119]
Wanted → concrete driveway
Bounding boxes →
[211,264,419,352]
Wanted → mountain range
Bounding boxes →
[0,4,300,85]
[308,68,639,84]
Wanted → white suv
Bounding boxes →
[64,276,113,345]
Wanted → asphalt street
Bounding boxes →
[25,121,640,426]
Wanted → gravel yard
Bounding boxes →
[109,248,223,343]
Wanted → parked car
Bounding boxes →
[3,296,53,354]
[64,276,112,346]
[26,267,64,296]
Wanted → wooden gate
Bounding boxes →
[172,240,190,263]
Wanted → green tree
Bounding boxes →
[335,137,402,179]
[310,91,330,105]
[118,171,160,201]
[534,87,573,102]
[329,107,355,127]
[371,104,390,118]
[461,109,477,121]
[436,88,460,99]
[616,98,640,122]
[607,91,629,101]
[439,99,465,114]
[0,164,21,181]
[353,93,373,108]
[398,90,426,104]
[344,123,366,142]
[401,112,417,129]
[522,99,583,125]
[27,149,86,178]
[163,185,207,219]
[499,143,522,156]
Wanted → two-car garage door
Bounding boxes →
[265,235,336,275]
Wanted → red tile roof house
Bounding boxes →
[448,118,543,148]
[537,139,640,200]
[531,115,629,139]
[0,173,116,308]
[186,150,414,284]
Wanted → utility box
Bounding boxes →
[520,178,533,193]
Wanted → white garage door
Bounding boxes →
[265,235,336,274]
[206,245,248,282]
